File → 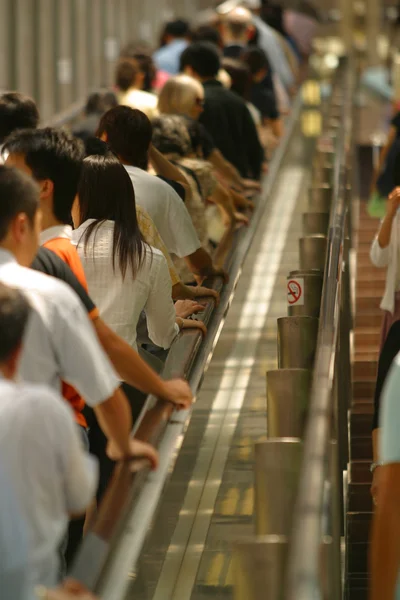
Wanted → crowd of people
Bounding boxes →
[0,1,314,598]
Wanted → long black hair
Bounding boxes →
[77,152,149,279]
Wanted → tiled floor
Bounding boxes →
[125,127,316,600]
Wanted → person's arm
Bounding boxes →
[93,317,193,409]
[370,126,397,193]
[185,247,228,282]
[268,117,284,138]
[370,361,400,600]
[210,182,249,227]
[370,188,400,267]
[148,144,192,203]
[377,189,399,249]
[208,148,244,189]
[370,463,400,600]
[371,321,400,501]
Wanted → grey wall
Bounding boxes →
[0,0,198,121]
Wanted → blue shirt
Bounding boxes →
[379,358,400,600]
[252,15,294,91]
[153,39,189,75]
[0,461,34,600]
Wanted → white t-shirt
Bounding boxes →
[0,379,98,587]
[73,220,179,350]
[0,249,119,403]
[124,165,201,258]
[118,89,159,120]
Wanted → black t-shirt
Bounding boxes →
[31,247,96,315]
[200,80,264,179]
[251,81,279,120]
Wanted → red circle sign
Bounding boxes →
[287,279,302,305]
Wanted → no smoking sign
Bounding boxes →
[287,277,304,306]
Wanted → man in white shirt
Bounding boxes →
[96,105,227,281]
[0,165,158,468]
[0,280,97,587]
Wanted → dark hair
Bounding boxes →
[0,282,31,363]
[260,3,286,36]
[120,42,157,92]
[0,165,39,241]
[3,128,85,225]
[180,42,221,78]
[0,93,39,144]
[96,106,152,169]
[84,136,110,158]
[77,152,148,279]
[191,25,223,48]
[241,46,270,75]
[115,59,139,92]
[160,19,191,46]
[222,58,252,100]
[85,91,118,116]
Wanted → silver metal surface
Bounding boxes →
[299,235,328,271]
[287,269,323,318]
[303,212,330,235]
[309,184,332,212]
[266,369,312,438]
[233,536,288,600]
[254,440,303,536]
[277,316,319,369]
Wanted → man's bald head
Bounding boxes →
[221,6,253,42]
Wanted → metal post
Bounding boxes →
[299,236,328,272]
[266,369,312,438]
[365,0,380,67]
[303,212,330,236]
[309,185,332,213]
[233,535,288,600]
[277,316,319,369]
[339,0,353,55]
[254,440,303,536]
[328,440,343,599]
[287,269,323,318]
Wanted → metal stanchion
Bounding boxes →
[266,369,312,438]
[309,184,332,212]
[233,535,287,600]
[254,439,302,536]
[277,316,319,369]
[303,212,329,236]
[299,235,327,271]
[287,269,323,318]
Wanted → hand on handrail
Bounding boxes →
[107,438,159,470]
[176,317,207,336]
[174,299,207,319]
[158,378,193,410]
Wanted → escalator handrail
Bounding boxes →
[285,59,354,600]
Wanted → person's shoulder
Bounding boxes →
[19,263,84,314]
[0,380,73,421]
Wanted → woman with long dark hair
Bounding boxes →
[72,152,205,352]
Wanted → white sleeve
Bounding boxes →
[166,188,201,258]
[62,420,98,514]
[370,235,390,267]
[145,252,180,349]
[52,283,120,407]
[41,389,99,513]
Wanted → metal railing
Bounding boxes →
[69,91,305,598]
[284,59,355,599]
